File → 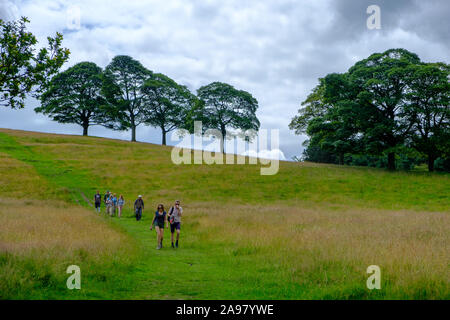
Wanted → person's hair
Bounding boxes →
[120,195,123,200]
[157,204,164,211]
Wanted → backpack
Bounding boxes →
[168,207,175,224]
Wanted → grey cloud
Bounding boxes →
[0,0,449,160]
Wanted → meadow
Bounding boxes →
[0,128,449,299]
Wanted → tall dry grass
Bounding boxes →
[0,151,136,299]
[186,202,450,298]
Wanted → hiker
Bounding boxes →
[118,195,125,218]
[150,204,167,250]
[94,190,102,213]
[104,190,110,206]
[112,193,118,216]
[134,195,144,221]
[106,195,113,216]
[168,200,183,248]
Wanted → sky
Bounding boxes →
[0,0,449,160]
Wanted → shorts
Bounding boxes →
[95,202,101,208]
[170,222,181,233]
[154,221,164,229]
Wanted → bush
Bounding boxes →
[434,157,450,172]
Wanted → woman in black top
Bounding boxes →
[150,204,167,250]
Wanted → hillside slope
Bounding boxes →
[0,128,449,299]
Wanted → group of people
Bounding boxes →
[94,190,125,217]
[93,191,183,250]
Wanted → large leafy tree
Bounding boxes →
[102,55,152,142]
[347,48,420,170]
[197,82,260,153]
[142,73,196,145]
[405,62,450,171]
[35,62,106,136]
[0,17,70,109]
[290,75,361,165]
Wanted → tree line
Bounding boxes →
[290,49,449,172]
[1,17,260,152]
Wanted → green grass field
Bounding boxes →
[0,128,449,299]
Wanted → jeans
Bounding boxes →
[135,207,142,221]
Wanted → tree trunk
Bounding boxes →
[387,152,396,171]
[131,126,136,142]
[220,125,226,154]
[428,155,435,172]
[130,113,137,142]
[161,128,166,145]
[82,119,89,136]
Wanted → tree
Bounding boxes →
[102,55,152,142]
[35,62,106,136]
[405,62,450,171]
[197,82,260,153]
[289,75,361,165]
[347,48,420,170]
[0,17,70,109]
[142,73,196,145]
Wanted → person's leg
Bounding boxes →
[170,223,175,247]
[160,226,164,248]
[175,223,181,247]
[118,206,122,218]
[155,226,161,248]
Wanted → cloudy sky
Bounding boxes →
[1,0,449,159]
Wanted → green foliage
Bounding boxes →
[0,17,70,109]
[291,48,450,172]
[35,62,106,136]
[197,82,260,152]
[101,55,152,141]
[404,62,450,171]
[434,158,450,172]
[141,73,197,145]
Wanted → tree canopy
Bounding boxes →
[197,82,260,153]
[290,48,450,172]
[0,17,70,109]
[35,62,106,136]
[102,55,152,141]
[142,73,196,145]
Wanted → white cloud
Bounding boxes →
[242,149,286,161]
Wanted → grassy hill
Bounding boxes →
[0,128,449,299]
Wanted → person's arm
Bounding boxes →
[150,214,156,230]
[165,212,168,228]
[142,200,144,210]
